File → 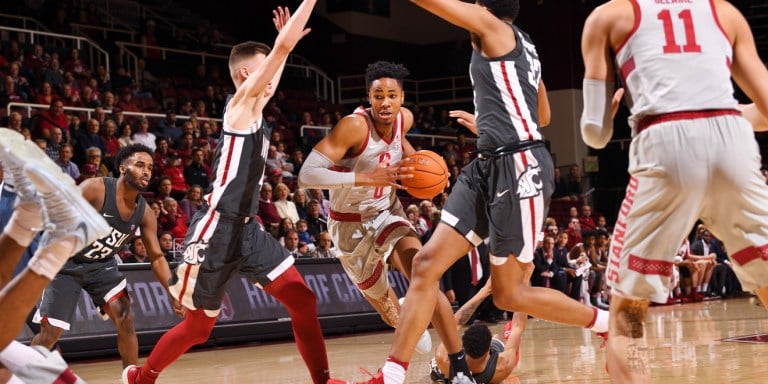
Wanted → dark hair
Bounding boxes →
[365,61,409,89]
[478,0,520,20]
[115,144,154,167]
[462,324,492,359]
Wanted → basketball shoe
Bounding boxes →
[13,345,85,384]
[121,365,142,384]
[23,164,110,255]
[398,297,433,354]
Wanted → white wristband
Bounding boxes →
[298,150,356,190]
[580,78,615,149]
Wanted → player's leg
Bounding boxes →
[31,272,81,349]
[102,293,138,367]
[247,219,329,384]
[1,341,84,384]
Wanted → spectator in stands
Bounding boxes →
[85,147,112,178]
[101,119,121,161]
[80,85,99,108]
[41,58,64,92]
[305,199,328,242]
[406,204,427,237]
[567,244,591,305]
[75,118,105,164]
[101,91,116,110]
[7,62,32,98]
[155,176,173,203]
[45,127,64,161]
[419,199,435,232]
[689,227,720,297]
[23,44,45,82]
[117,91,140,113]
[33,99,68,142]
[532,235,567,293]
[578,204,596,232]
[273,182,300,224]
[124,237,150,263]
[309,189,330,219]
[288,148,305,176]
[4,40,23,64]
[34,138,47,152]
[140,19,161,61]
[118,122,135,148]
[87,78,101,102]
[296,219,313,246]
[292,188,310,220]
[175,132,195,163]
[201,85,222,118]
[63,48,89,79]
[0,75,28,108]
[183,148,211,189]
[94,64,111,93]
[283,229,306,258]
[93,106,107,125]
[77,163,97,185]
[132,118,156,151]
[565,218,582,250]
[35,82,56,105]
[257,183,281,236]
[266,144,294,179]
[178,185,204,224]
[595,215,609,233]
[267,167,284,190]
[5,112,24,133]
[57,143,79,180]
[276,218,295,246]
[111,67,134,94]
[158,110,181,141]
[158,231,177,263]
[60,83,80,107]
[153,137,175,174]
[442,142,460,164]
[314,231,338,258]
[566,164,584,200]
[159,197,188,240]
[161,154,188,200]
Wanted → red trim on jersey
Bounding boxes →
[375,221,411,246]
[330,165,351,172]
[709,0,730,43]
[220,136,236,187]
[726,56,732,69]
[369,109,395,145]
[731,244,768,265]
[628,254,674,277]
[519,151,537,248]
[637,109,740,133]
[344,108,371,159]
[53,368,79,384]
[616,0,642,54]
[500,61,533,141]
[196,211,217,241]
[620,57,636,81]
[329,210,362,222]
[357,260,385,291]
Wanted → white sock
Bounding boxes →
[588,308,610,333]
[27,238,75,280]
[702,283,709,292]
[381,360,406,384]
[4,203,42,247]
[0,341,45,373]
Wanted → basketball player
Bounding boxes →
[122,3,331,384]
[0,129,111,383]
[31,144,183,368]
[329,1,608,383]
[298,61,463,372]
[581,0,768,381]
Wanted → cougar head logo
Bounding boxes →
[183,239,209,265]
[516,164,543,199]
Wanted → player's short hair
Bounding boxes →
[478,0,520,20]
[462,324,493,359]
[115,144,154,167]
[365,61,410,89]
[228,41,272,81]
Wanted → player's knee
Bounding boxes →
[410,251,441,283]
[38,322,63,347]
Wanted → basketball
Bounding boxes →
[400,150,449,199]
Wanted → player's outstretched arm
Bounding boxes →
[140,208,184,316]
[227,0,315,129]
[298,114,413,190]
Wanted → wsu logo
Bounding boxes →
[183,239,209,264]
[516,164,543,199]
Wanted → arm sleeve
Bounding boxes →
[297,149,356,190]
[580,78,615,149]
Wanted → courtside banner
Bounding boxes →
[17,259,409,341]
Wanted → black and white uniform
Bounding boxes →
[442,24,553,264]
[172,111,291,317]
[35,178,144,330]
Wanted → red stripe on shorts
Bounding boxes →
[731,244,768,265]
[357,260,384,291]
[375,221,411,246]
[627,254,673,277]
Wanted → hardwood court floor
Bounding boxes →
[70,297,768,383]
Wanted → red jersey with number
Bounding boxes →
[615,0,737,131]
[329,106,403,217]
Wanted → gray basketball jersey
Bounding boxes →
[470,24,543,151]
[73,177,145,263]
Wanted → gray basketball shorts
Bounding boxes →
[34,258,127,330]
[441,143,553,264]
[171,208,293,317]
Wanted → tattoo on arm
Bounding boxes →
[456,300,482,326]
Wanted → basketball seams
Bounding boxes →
[401,150,449,199]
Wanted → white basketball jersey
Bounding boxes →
[329,106,404,217]
[615,0,737,131]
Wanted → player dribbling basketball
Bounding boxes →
[298,61,464,369]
